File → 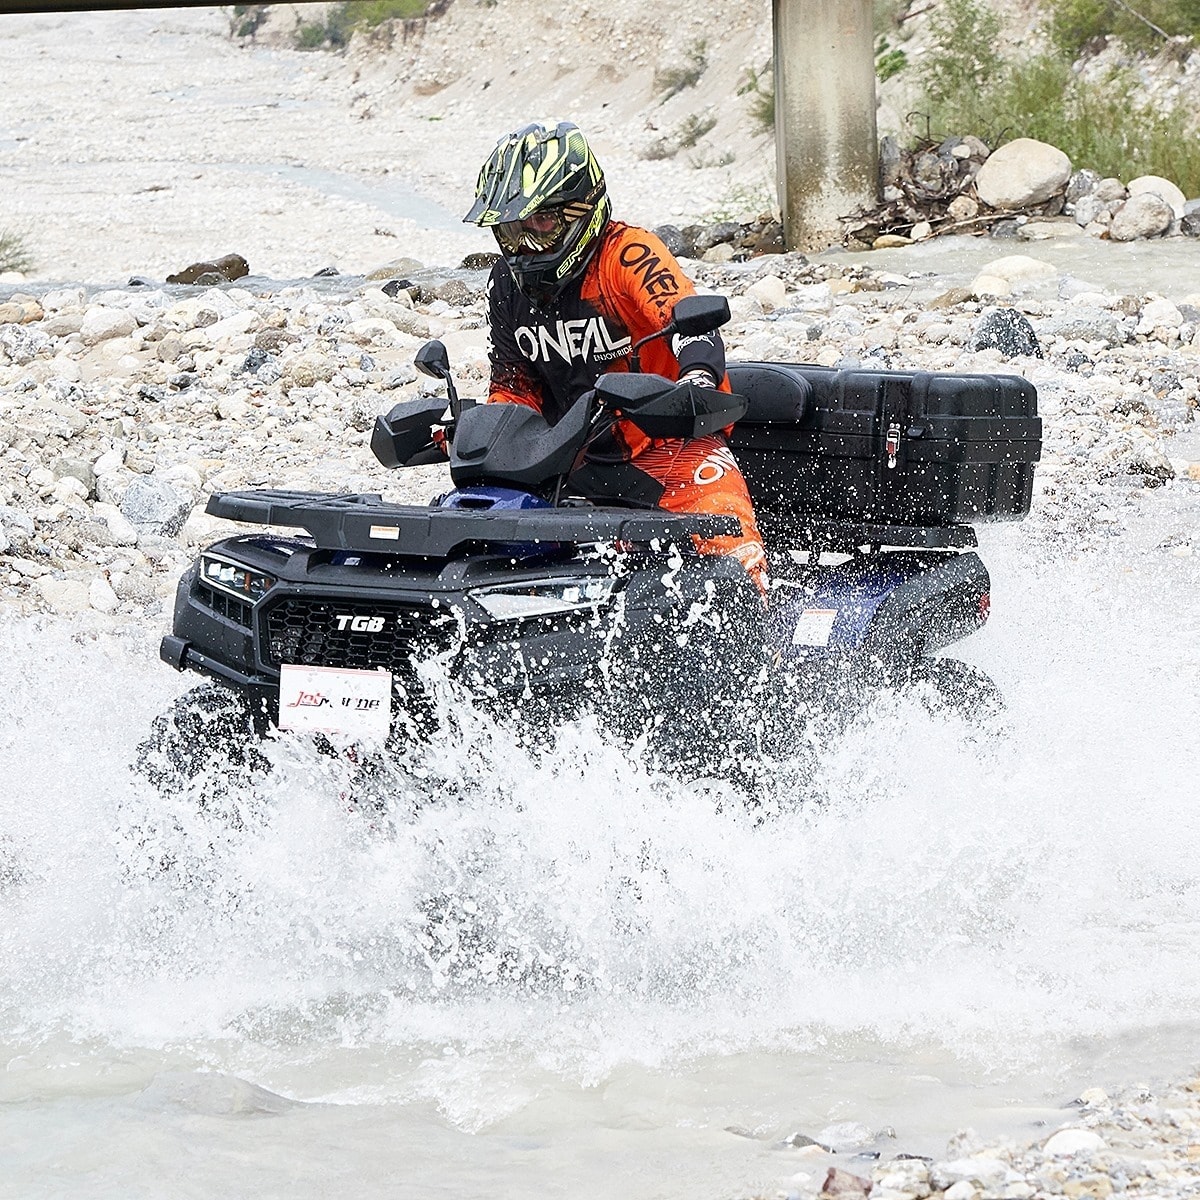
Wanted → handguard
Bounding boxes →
[594,373,747,439]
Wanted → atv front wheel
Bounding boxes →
[135,682,271,803]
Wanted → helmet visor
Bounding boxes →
[494,209,568,255]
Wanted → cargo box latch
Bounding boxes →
[886,422,901,469]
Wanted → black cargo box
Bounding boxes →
[726,361,1041,537]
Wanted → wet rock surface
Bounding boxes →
[776,1078,1200,1200]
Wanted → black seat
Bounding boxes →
[726,362,812,424]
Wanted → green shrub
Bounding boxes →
[875,35,908,81]
[230,4,268,39]
[919,0,1003,106]
[677,111,717,149]
[295,0,430,50]
[654,40,708,101]
[0,229,32,275]
[1047,0,1200,56]
[738,64,775,133]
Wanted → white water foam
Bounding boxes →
[0,525,1198,1194]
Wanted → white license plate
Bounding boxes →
[278,664,393,744]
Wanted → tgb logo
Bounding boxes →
[514,317,631,365]
[335,614,386,632]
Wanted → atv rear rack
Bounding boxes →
[205,490,741,556]
[760,517,978,553]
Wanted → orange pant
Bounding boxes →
[633,435,769,596]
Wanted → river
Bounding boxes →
[2,507,1199,1198]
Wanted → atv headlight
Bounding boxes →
[470,575,621,621]
[199,554,276,603]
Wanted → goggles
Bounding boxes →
[494,208,570,255]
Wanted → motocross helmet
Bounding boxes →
[464,120,611,308]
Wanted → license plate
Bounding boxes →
[278,664,393,744]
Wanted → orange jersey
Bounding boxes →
[485,221,767,594]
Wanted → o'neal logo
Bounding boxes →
[618,241,680,312]
[515,317,631,364]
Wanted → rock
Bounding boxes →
[652,224,686,256]
[974,138,1072,209]
[970,273,1013,298]
[1040,307,1131,346]
[41,313,85,337]
[1043,1128,1106,1156]
[0,299,43,324]
[930,287,974,309]
[0,324,51,364]
[119,476,193,536]
[432,279,473,305]
[165,253,249,285]
[364,257,425,281]
[873,234,912,248]
[88,575,119,613]
[1066,168,1101,204]
[970,307,1043,357]
[931,1157,1009,1191]
[1127,174,1186,217]
[978,254,1058,284]
[1110,192,1173,241]
[820,1167,873,1197]
[281,355,336,391]
[382,365,417,389]
[746,274,787,313]
[1138,298,1183,334]
[35,576,90,614]
[1073,194,1115,228]
[947,194,979,222]
[52,458,96,497]
[942,1182,976,1200]
[202,309,261,344]
[217,395,251,420]
[460,251,500,270]
[1182,210,1200,238]
[389,307,431,339]
[253,327,299,353]
[1019,219,1086,239]
[816,1121,875,1153]
[79,306,137,345]
[94,502,139,546]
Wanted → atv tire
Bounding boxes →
[135,682,271,802]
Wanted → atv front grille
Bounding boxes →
[261,596,459,674]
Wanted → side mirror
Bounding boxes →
[414,339,452,380]
[669,294,731,337]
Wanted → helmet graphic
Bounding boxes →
[464,120,611,307]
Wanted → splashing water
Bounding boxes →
[1,524,1198,1197]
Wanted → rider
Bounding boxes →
[464,119,768,597]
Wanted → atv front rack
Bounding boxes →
[206,490,741,556]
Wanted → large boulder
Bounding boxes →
[1127,174,1186,217]
[1110,192,1174,241]
[974,138,1072,209]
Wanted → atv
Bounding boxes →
[144,294,1040,787]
